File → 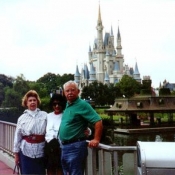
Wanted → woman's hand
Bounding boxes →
[14,153,20,165]
[84,127,92,137]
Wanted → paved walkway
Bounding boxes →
[0,161,13,175]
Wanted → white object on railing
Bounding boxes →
[137,141,175,175]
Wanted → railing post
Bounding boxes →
[113,151,119,175]
[85,147,97,175]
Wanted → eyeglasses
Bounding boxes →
[53,102,61,106]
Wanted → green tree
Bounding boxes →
[0,74,14,105]
[28,81,48,98]
[37,73,58,94]
[2,74,29,110]
[0,74,13,88]
[81,86,91,100]
[116,75,141,98]
[2,87,22,109]
[159,88,171,95]
[0,83,5,106]
[107,83,121,105]
[81,81,119,106]
[37,73,74,94]
[59,73,74,86]
[13,74,30,96]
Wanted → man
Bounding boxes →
[59,80,103,175]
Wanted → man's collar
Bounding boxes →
[67,97,79,105]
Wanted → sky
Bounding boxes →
[0,0,175,88]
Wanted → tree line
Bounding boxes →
[0,71,168,112]
[0,73,74,113]
[0,71,173,124]
[81,75,153,106]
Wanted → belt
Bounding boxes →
[22,134,45,143]
[62,137,86,145]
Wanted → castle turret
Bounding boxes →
[88,45,92,61]
[74,65,81,85]
[104,71,110,84]
[133,62,141,83]
[89,62,96,84]
[84,64,89,86]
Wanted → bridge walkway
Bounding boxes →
[0,160,13,175]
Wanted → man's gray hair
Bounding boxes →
[63,80,79,90]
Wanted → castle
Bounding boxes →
[74,5,142,89]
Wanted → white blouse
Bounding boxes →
[45,112,62,143]
[13,108,47,158]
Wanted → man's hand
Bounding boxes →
[88,139,99,148]
[88,120,103,148]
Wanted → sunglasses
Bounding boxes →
[53,102,62,106]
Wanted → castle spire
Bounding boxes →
[74,65,81,84]
[116,25,122,55]
[134,62,140,75]
[133,61,141,83]
[96,2,104,51]
[117,26,121,40]
[111,25,114,36]
[98,4,102,23]
[96,2,104,82]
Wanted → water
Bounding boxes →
[114,131,175,146]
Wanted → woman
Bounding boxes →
[13,90,47,175]
[45,93,66,175]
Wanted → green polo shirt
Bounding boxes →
[59,98,101,141]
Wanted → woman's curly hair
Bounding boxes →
[22,90,41,107]
[49,93,67,110]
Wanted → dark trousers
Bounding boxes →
[19,151,46,175]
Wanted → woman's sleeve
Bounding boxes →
[13,117,22,153]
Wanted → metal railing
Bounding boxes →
[0,120,137,175]
[0,120,16,157]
